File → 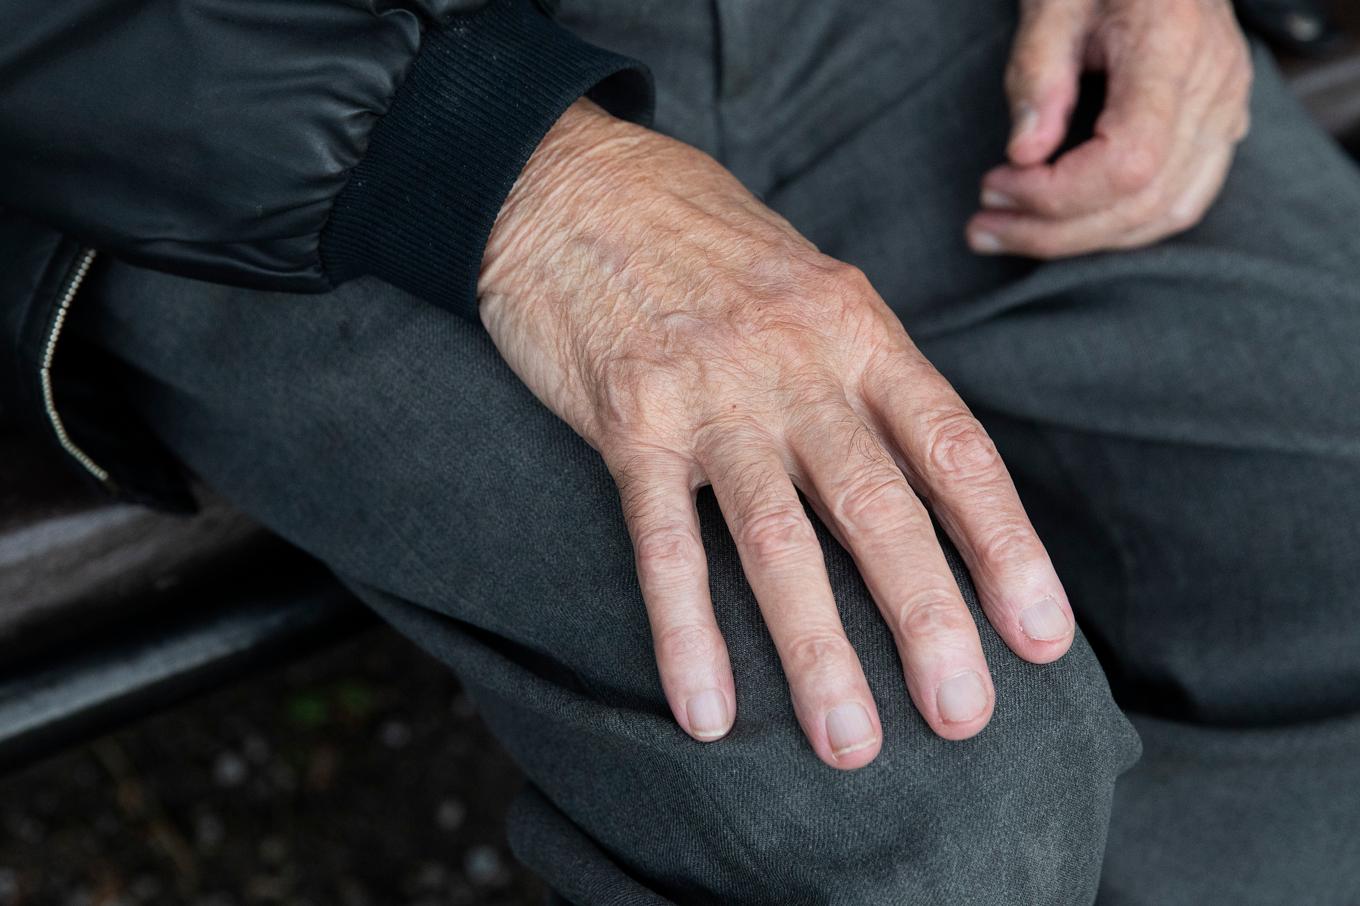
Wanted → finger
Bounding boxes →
[612,448,736,743]
[1005,0,1094,167]
[860,349,1076,666]
[968,202,1143,258]
[697,422,882,769]
[969,116,1237,257]
[789,404,995,740]
[983,33,1185,221]
[970,93,1193,260]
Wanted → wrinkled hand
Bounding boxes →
[480,100,1075,769]
[969,0,1253,257]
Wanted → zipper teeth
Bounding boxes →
[40,248,110,485]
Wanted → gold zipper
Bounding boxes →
[40,247,111,485]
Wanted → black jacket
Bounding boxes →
[0,0,652,505]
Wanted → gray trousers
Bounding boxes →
[76,1,1360,902]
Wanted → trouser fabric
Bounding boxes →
[76,1,1360,902]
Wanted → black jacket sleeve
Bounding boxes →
[0,0,652,319]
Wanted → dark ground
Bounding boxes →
[0,628,545,906]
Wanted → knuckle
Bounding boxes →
[1120,184,1171,230]
[738,506,816,564]
[1167,198,1207,233]
[831,472,919,539]
[1111,141,1163,194]
[1031,192,1071,219]
[783,630,855,678]
[593,355,681,435]
[655,622,719,666]
[813,260,886,332]
[973,520,1044,573]
[822,259,872,295]
[897,592,973,643]
[922,411,1003,484]
[634,527,702,577]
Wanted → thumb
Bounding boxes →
[1005,0,1093,167]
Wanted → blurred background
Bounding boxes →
[0,629,542,906]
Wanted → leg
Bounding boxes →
[76,261,1137,903]
[70,3,1146,901]
[756,19,1360,900]
[1046,60,1360,902]
[65,0,1206,898]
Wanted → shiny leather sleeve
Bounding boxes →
[0,0,651,507]
[0,0,449,290]
[0,0,649,304]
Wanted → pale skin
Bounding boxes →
[970,0,1252,256]
[478,0,1252,769]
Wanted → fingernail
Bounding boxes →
[1012,103,1039,142]
[981,188,1017,210]
[1020,595,1071,642]
[686,689,731,739]
[826,702,876,757]
[970,229,1005,254]
[937,671,989,723]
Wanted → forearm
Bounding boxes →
[0,0,652,311]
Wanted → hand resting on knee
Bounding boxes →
[477,99,1077,770]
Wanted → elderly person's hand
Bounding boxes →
[969,0,1253,257]
[480,100,1076,770]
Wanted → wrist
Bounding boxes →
[480,98,647,301]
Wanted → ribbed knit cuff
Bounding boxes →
[319,0,653,320]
